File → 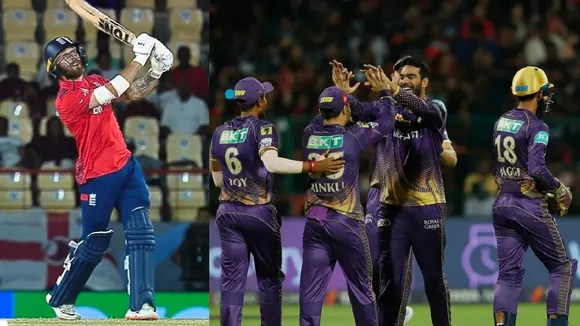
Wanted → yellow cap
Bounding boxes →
[511,66,553,96]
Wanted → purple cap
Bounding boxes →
[318,86,348,114]
[233,77,274,104]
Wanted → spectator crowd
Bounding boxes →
[210,0,580,216]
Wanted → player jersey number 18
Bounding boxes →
[494,135,517,164]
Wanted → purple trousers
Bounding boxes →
[378,203,451,326]
[366,187,382,297]
[493,194,577,316]
[216,202,285,326]
[299,206,377,326]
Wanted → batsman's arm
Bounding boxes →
[120,74,158,101]
[87,61,145,109]
[527,123,560,192]
[391,88,445,128]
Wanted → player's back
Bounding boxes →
[56,74,130,184]
[303,120,381,220]
[382,106,445,206]
[211,115,275,205]
[492,108,547,198]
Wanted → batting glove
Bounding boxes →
[148,40,174,79]
[132,33,155,66]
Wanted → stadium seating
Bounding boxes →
[38,116,73,137]
[149,186,163,221]
[0,190,32,209]
[46,98,57,116]
[168,41,199,65]
[166,0,196,9]
[166,134,202,165]
[0,101,29,119]
[44,9,79,41]
[0,172,31,190]
[126,0,155,9]
[82,8,115,43]
[8,117,33,143]
[120,8,154,35]
[169,189,205,221]
[169,8,203,42]
[37,171,74,190]
[124,116,159,138]
[46,0,66,9]
[3,10,37,42]
[85,40,123,61]
[5,42,40,78]
[132,135,160,159]
[2,0,33,10]
[39,189,75,213]
[166,171,204,190]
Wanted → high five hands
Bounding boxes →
[329,60,399,94]
[329,60,360,94]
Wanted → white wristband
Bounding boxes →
[110,75,130,96]
[93,86,116,105]
[132,54,149,66]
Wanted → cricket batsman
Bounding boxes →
[492,66,576,326]
[43,34,173,320]
[210,77,344,326]
[299,64,395,326]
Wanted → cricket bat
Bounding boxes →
[65,0,135,46]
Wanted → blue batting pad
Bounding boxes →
[49,229,114,307]
[125,207,156,311]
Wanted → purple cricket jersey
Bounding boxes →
[210,115,279,205]
[492,108,560,196]
[302,93,395,221]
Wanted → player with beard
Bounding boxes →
[210,77,344,326]
[358,57,451,326]
[43,34,173,320]
[492,67,575,326]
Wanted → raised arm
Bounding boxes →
[391,88,445,128]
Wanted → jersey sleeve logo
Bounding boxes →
[496,118,524,133]
[219,128,249,144]
[306,135,343,149]
[259,137,273,148]
[260,125,273,135]
[533,131,549,145]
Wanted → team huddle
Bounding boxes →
[211,56,575,326]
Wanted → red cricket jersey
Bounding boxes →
[56,74,131,185]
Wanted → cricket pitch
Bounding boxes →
[2,319,209,325]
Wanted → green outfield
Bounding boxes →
[210,304,580,325]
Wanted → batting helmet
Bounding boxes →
[43,36,88,79]
[511,66,553,96]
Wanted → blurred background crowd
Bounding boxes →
[210,0,580,217]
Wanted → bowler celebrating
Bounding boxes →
[43,34,173,320]
[210,77,343,326]
[492,67,576,326]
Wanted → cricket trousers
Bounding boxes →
[378,203,451,326]
[79,155,150,239]
[216,202,284,326]
[300,206,377,326]
[493,193,577,316]
[366,187,382,298]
